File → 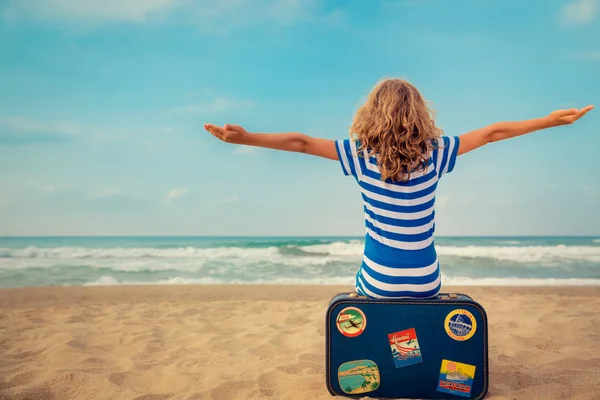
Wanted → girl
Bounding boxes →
[204,78,593,299]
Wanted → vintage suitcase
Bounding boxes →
[325,292,488,399]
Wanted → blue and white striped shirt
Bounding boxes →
[335,136,460,299]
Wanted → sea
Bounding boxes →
[1,236,600,289]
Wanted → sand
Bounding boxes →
[0,285,599,400]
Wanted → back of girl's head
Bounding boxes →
[350,78,443,182]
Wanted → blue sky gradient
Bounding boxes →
[0,0,598,236]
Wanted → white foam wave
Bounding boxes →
[593,239,600,244]
[79,274,600,287]
[0,246,280,259]
[442,275,600,286]
[299,241,363,256]
[300,242,600,263]
[2,242,600,272]
[436,245,600,263]
[82,275,355,286]
[0,254,342,271]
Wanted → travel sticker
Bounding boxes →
[437,359,476,398]
[387,328,423,368]
[336,307,366,337]
[338,360,380,395]
[444,309,477,341]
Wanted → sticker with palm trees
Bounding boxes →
[335,307,366,337]
[338,359,380,395]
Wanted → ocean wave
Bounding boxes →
[2,242,600,266]
[81,275,356,286]
[298,241,364,256]
[0,246,280,259]
[494,240,522,245]
[443,275,600,286]
[0,254,343,271]
[593,239,600,244]
[436,245,600,263]
[299,242,600,263]
[78,274,600,287]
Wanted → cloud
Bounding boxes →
[164,188,189,202]
[39,184,75,194]
[572,51,600,60]
[233,146,256,155]
[170,98,256,115]
[0,195,11,208]
[383,0,433,8]
[0,116,79,146]
[436,196,450,208]
[583,186,600,204]
[561,0,598,25]
[222,195,239,204]
[2,0,343,33]
[2,0,176,22]
[0,115,174,146]
[170,0,344,34]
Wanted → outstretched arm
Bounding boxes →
[458,105,594,156]
[204,124,339,160]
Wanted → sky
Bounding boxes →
[0,0,599,236]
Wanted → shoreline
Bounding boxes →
[2,284,600,306]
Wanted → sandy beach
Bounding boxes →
[1,285,599,400]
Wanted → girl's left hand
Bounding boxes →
[204,123,250,144]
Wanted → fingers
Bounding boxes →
[575,105,594,120]
[204,124,227,140]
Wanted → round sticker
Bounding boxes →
[336,307,366,337]
[444,309,477,341]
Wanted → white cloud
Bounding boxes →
[2,0,176,22]
[561,0,598,25]
[583,186,600,204]
[39,184,75,193]
[383,0,432,8]
[175,0,344,34]
[2,0,343,33]
[0,116,81,135]
[0,195,11,208]
[0,114,174,145]
[233,146,256,155]
[41,185,60,193]
[436,196,450,208]
[164,188,189,202]
[573,51,600,60]
[0,115,81,145]
[222,195,239,204]
[170,98,256,115]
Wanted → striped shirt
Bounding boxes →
[335,136,460,299]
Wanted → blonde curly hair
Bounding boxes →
[350,78,443,182]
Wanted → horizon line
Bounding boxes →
[0,235,598,239]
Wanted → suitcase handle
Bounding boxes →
[437,293,459,299]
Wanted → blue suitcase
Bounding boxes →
[325,292,489,399]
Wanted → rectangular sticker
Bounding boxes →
[437,359,476,398]
[387,328,423,368]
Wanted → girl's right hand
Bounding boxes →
[548,105,594,126]
[204,123,250,144]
